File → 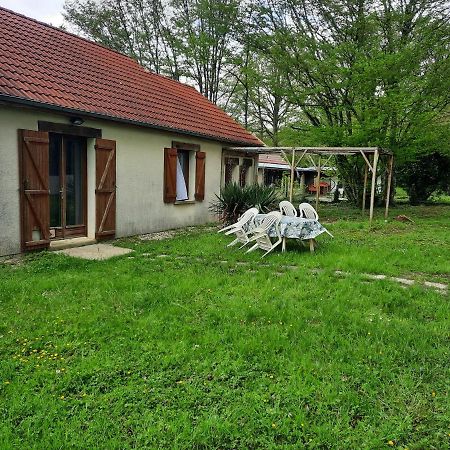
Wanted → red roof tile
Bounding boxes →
[258,154,288,166]
[0,7,262,146]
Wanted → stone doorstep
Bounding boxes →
[50,237,97,251]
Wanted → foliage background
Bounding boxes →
[63,0,450,202]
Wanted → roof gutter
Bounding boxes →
[0,94,262,147]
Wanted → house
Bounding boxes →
[257,153,317,187]
[0,7,262,257]
[257,153,337,198]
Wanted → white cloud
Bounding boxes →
[0,0,65,26]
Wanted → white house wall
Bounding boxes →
[0,104,223,256]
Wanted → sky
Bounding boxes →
[0,0,66,26]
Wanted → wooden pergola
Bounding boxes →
[225,146,394,226]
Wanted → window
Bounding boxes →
[239,158,253,187]
[176,150,190,201]
[163,142,206,204]
[223,155,255,187]
[224,157,239,185]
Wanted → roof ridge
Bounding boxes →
[0,6,263,146]
[0,6,243,117]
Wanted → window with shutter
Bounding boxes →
[19,129,50,252]
[195,151,206,201]
[164,143,206,203]
[95,138,116,239]
[164,148,178,203]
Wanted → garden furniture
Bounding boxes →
[219,207,259,248]
[279,200,298,217]
[299,203,334,237]
[245,211,283,257]
[252,213,332,252]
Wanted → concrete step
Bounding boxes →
[50,237,97,251]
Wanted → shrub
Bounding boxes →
[397,152,450,205]
[210,183,279,224]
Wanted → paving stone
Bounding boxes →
[57,244,133,261]
[423,281,448,290]
[334,270,350,276]
[390,277,415,286]
[365,274,387,280]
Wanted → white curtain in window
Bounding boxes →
[176,156,188,201]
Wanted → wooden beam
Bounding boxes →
[315,156,321,212]
[359,150,373,172]
[362,160,369,214]
[289,149,296,202]
[322,154,334,168]
[369,149,379,227]
[307,154,316,168]
[296,149,308,166]
[385,155,394,219]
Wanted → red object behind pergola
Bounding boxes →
[225,146,394,226]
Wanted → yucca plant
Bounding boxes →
[210,183,279,224]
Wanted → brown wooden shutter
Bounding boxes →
[164,148,178,203]
[195,151,206,201]
[19,129,50,252]
[95,138,116,240]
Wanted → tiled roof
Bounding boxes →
[258,153,317,171]
[0,7,262,146]
[258,154,288,166]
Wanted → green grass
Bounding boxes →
[0,204,449,449]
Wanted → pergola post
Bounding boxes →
[385,154,394,219]
[289,149,296,202]
[299,172,305,199]
[369,148,379,226]
[362,157,369,214]
[315,156,321,212]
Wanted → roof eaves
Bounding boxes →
[1,94,262,147]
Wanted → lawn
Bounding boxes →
[0,204,449,449]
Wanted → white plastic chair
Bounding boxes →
[299,202,319,220]
[299,203,333,237]
[218,207,258,234]
[279,200,298,217]
[220,207,259,247]
[246,211,282,257]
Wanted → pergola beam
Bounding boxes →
[225,146,392,156]
[224,145,393,225]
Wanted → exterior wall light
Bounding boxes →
[70,117,84,125]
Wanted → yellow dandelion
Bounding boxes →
[271,423,276,428]
[388,440,394,446]
[60,395,64,400]
[432,391,436,397]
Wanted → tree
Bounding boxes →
[170,0,241,103]
[64,0,182,78]
[248,0,450,203]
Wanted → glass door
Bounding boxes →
[49,134,87,239]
